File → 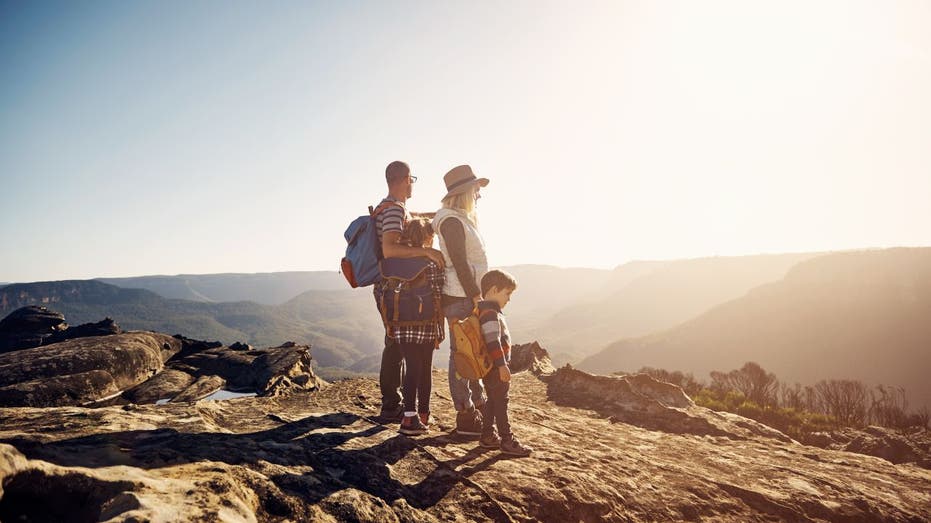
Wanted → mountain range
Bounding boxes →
[518,252,819,363]
[577,248,931,410]
[96,271,347,305]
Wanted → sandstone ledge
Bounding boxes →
[1,368,929,522]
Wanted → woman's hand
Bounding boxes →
[499,366,511,382]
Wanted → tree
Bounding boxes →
[780,382,805,410]
[814,379,869,426]
[636,366,704,396]
[709,362,779,406]
[869,385,909,428]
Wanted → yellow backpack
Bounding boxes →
[450,312,493,380]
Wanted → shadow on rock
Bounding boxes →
[3,412,504,513]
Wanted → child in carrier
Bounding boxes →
[390,218,445,435]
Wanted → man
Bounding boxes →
[375,161,445,420]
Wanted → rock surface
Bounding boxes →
[1,361,929,522]
[0,332,181,407]
[0,306,67,353]
[805,426,931,469]
[0,317,323,407]
[167,341,324,397]
[0,306,124,354]
[122,369,196,404]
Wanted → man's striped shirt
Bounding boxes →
[374,196,409,242]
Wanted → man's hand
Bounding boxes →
[382,232,445,269]
[499,366,511,382]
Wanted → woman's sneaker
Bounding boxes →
[399,415,428,435]
[418,412,435,429]
[479,430,501,449]
[378,404,404,422]
[455,406,483,436]
[500,436,532,456]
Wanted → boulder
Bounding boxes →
[509,341,555,375]
[545,365,793,442]
[0,307,67,353]
[804,425,931,467]
[0,332,182,407]
[171,335,223,357]
[46,318,121,345]
[172,375,226,403]
[122,369,196,404]
[0,308,122,354]
[172,341,324,396]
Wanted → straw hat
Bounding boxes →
[442,165,489,200]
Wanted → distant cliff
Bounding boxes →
[579,247,931,410]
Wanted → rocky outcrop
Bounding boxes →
[545,365,794,442]
[0,367,929,522]
[0,306,67,353]
[0,332,181,407]
[0,305,323,407]
[805,425,931,468]
[121,369,196,404]
[0,307,123,354]
[509,341,556,375]
[46,317,121,345]
[172,375,226,403]
[168,341,324,397]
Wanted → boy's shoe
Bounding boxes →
[479,430,501,449]
[500,436,532,456]
[455,406,483,436]
[399,415,428,435]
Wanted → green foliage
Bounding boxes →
[694,386,842,440]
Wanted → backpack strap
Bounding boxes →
[370,200,403,217]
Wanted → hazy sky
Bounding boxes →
[2,1,929,282]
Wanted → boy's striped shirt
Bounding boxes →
[478,300,511,368]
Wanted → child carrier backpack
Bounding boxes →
[377,257,442,338]
[450,310,493,380]
[341,202,398,288]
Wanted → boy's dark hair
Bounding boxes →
[401,218,433,247]
[481,269,518,296]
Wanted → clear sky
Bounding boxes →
[2,1,929,283]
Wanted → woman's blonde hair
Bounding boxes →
[441,191,477,225]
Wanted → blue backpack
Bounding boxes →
[341,202,398,288]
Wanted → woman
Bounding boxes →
[432,164,489,436]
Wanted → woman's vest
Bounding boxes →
[433,208,488,298]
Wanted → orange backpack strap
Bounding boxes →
[371,200,403,217]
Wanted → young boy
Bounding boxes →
[477,270,533,456]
